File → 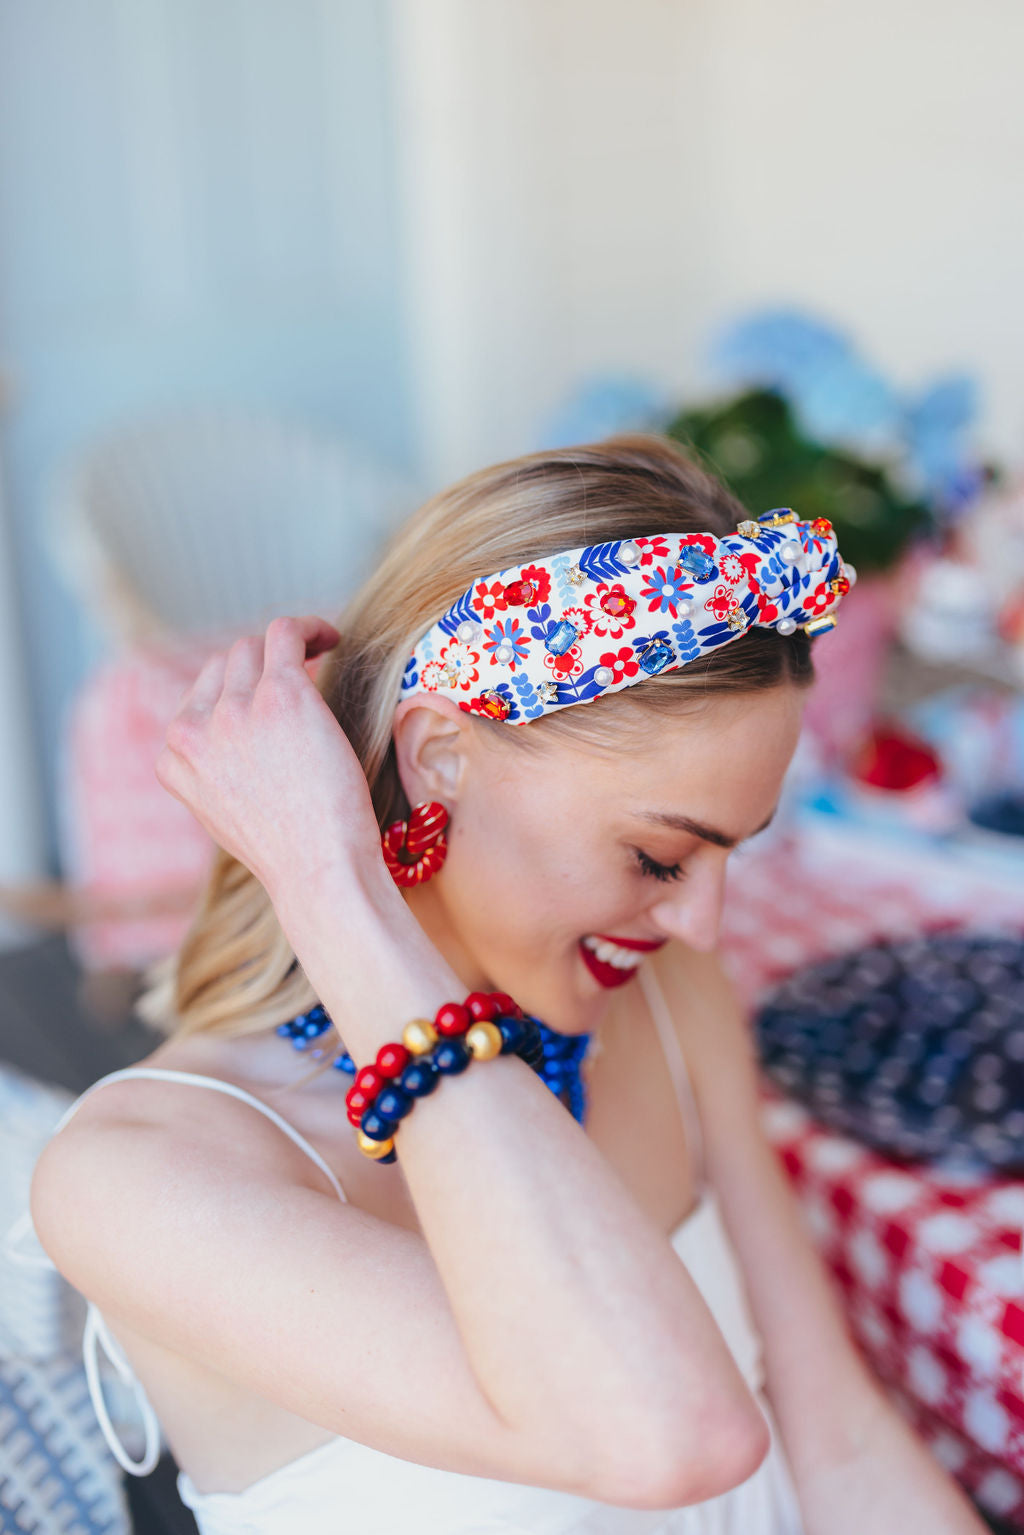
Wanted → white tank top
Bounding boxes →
[6,968,806,1534]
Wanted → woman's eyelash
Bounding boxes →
[634,848,686,883]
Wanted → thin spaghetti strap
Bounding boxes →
[48,1067,351,1204]
[637,965,708,1194]
[82,1302,163,1474]
[3,1067,349,1271]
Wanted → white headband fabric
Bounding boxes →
[400,510,854,724]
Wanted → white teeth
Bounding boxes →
[582,936,644,970]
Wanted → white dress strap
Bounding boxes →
[637,964,708,1194]
[6,1064,351,1478]
[83,1302,163,1474]
[47,1067,352,1205]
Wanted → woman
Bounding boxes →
[25,437,986,1533]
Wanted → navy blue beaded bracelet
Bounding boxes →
[276,996,585,1166]
[341,995,540,1162]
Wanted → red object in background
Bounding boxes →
[851,723,943,791]
[996,591,1024,646]
[799,568,903,770]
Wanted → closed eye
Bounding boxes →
[634,848,687,883]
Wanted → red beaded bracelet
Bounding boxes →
[345,991,537,1162]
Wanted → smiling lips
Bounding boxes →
[578,934,667,988]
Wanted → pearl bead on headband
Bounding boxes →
[400,509,856,724]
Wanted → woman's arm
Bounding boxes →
[149,616,769,1507]
[659,942,989,1533]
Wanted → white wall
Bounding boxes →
[0,0,412,864]
[392,0,1024,485]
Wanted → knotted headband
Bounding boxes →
[400,509,854,724]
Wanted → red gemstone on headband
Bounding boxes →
[600,589,634,619]
[478,690,512,720]
[504,579,538,606]
[812,517,834,536]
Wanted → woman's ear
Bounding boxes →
[391,696,473,807]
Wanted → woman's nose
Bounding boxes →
[647,856,728,952]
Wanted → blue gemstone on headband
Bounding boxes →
[678,547,715,580]
[545,620,579,657]
[637,639,674,675]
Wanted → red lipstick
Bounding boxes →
[578,935,666,989]
[592,935,667,952]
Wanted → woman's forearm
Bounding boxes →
[794,1384,989,1535]
[272,865,769,1496]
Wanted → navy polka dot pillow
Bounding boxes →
[753,932,1024,1172]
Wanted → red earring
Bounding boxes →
[381,800,449,887]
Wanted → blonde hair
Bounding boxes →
[139,435,814,1045]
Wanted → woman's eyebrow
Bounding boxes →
[635,804,779,850]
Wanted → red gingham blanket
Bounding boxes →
[720,820,1024,1526]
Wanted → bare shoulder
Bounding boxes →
[32,1048,335,1208]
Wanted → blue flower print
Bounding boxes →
[528,602,553,640]
[639,565,694,617]
[483,617,531,671]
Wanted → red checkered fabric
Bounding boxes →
[762,1090,1024,1522]
[720,821,1024,1525]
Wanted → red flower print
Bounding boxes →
[754,589,779,623]
[718,552,747,586]
[600,647,640,683]
[704,584,735,621]
[680,533,716,557]
[543,644,584,679]
[437,640,481,691]
[475,581,508,620]
[805,581,835,617]
[561,605,592,636]
[635,535,670,567]
[518,563,551,605]
[419,660,445,692]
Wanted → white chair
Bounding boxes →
[48,411,418,644]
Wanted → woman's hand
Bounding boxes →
[156,616,386,903]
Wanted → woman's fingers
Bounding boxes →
[180,652,228,717]
[263,615,341,676]
[222,636,265,699]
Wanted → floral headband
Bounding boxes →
[400,509,854,724]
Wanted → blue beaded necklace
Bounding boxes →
[277,1006,594,1125]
